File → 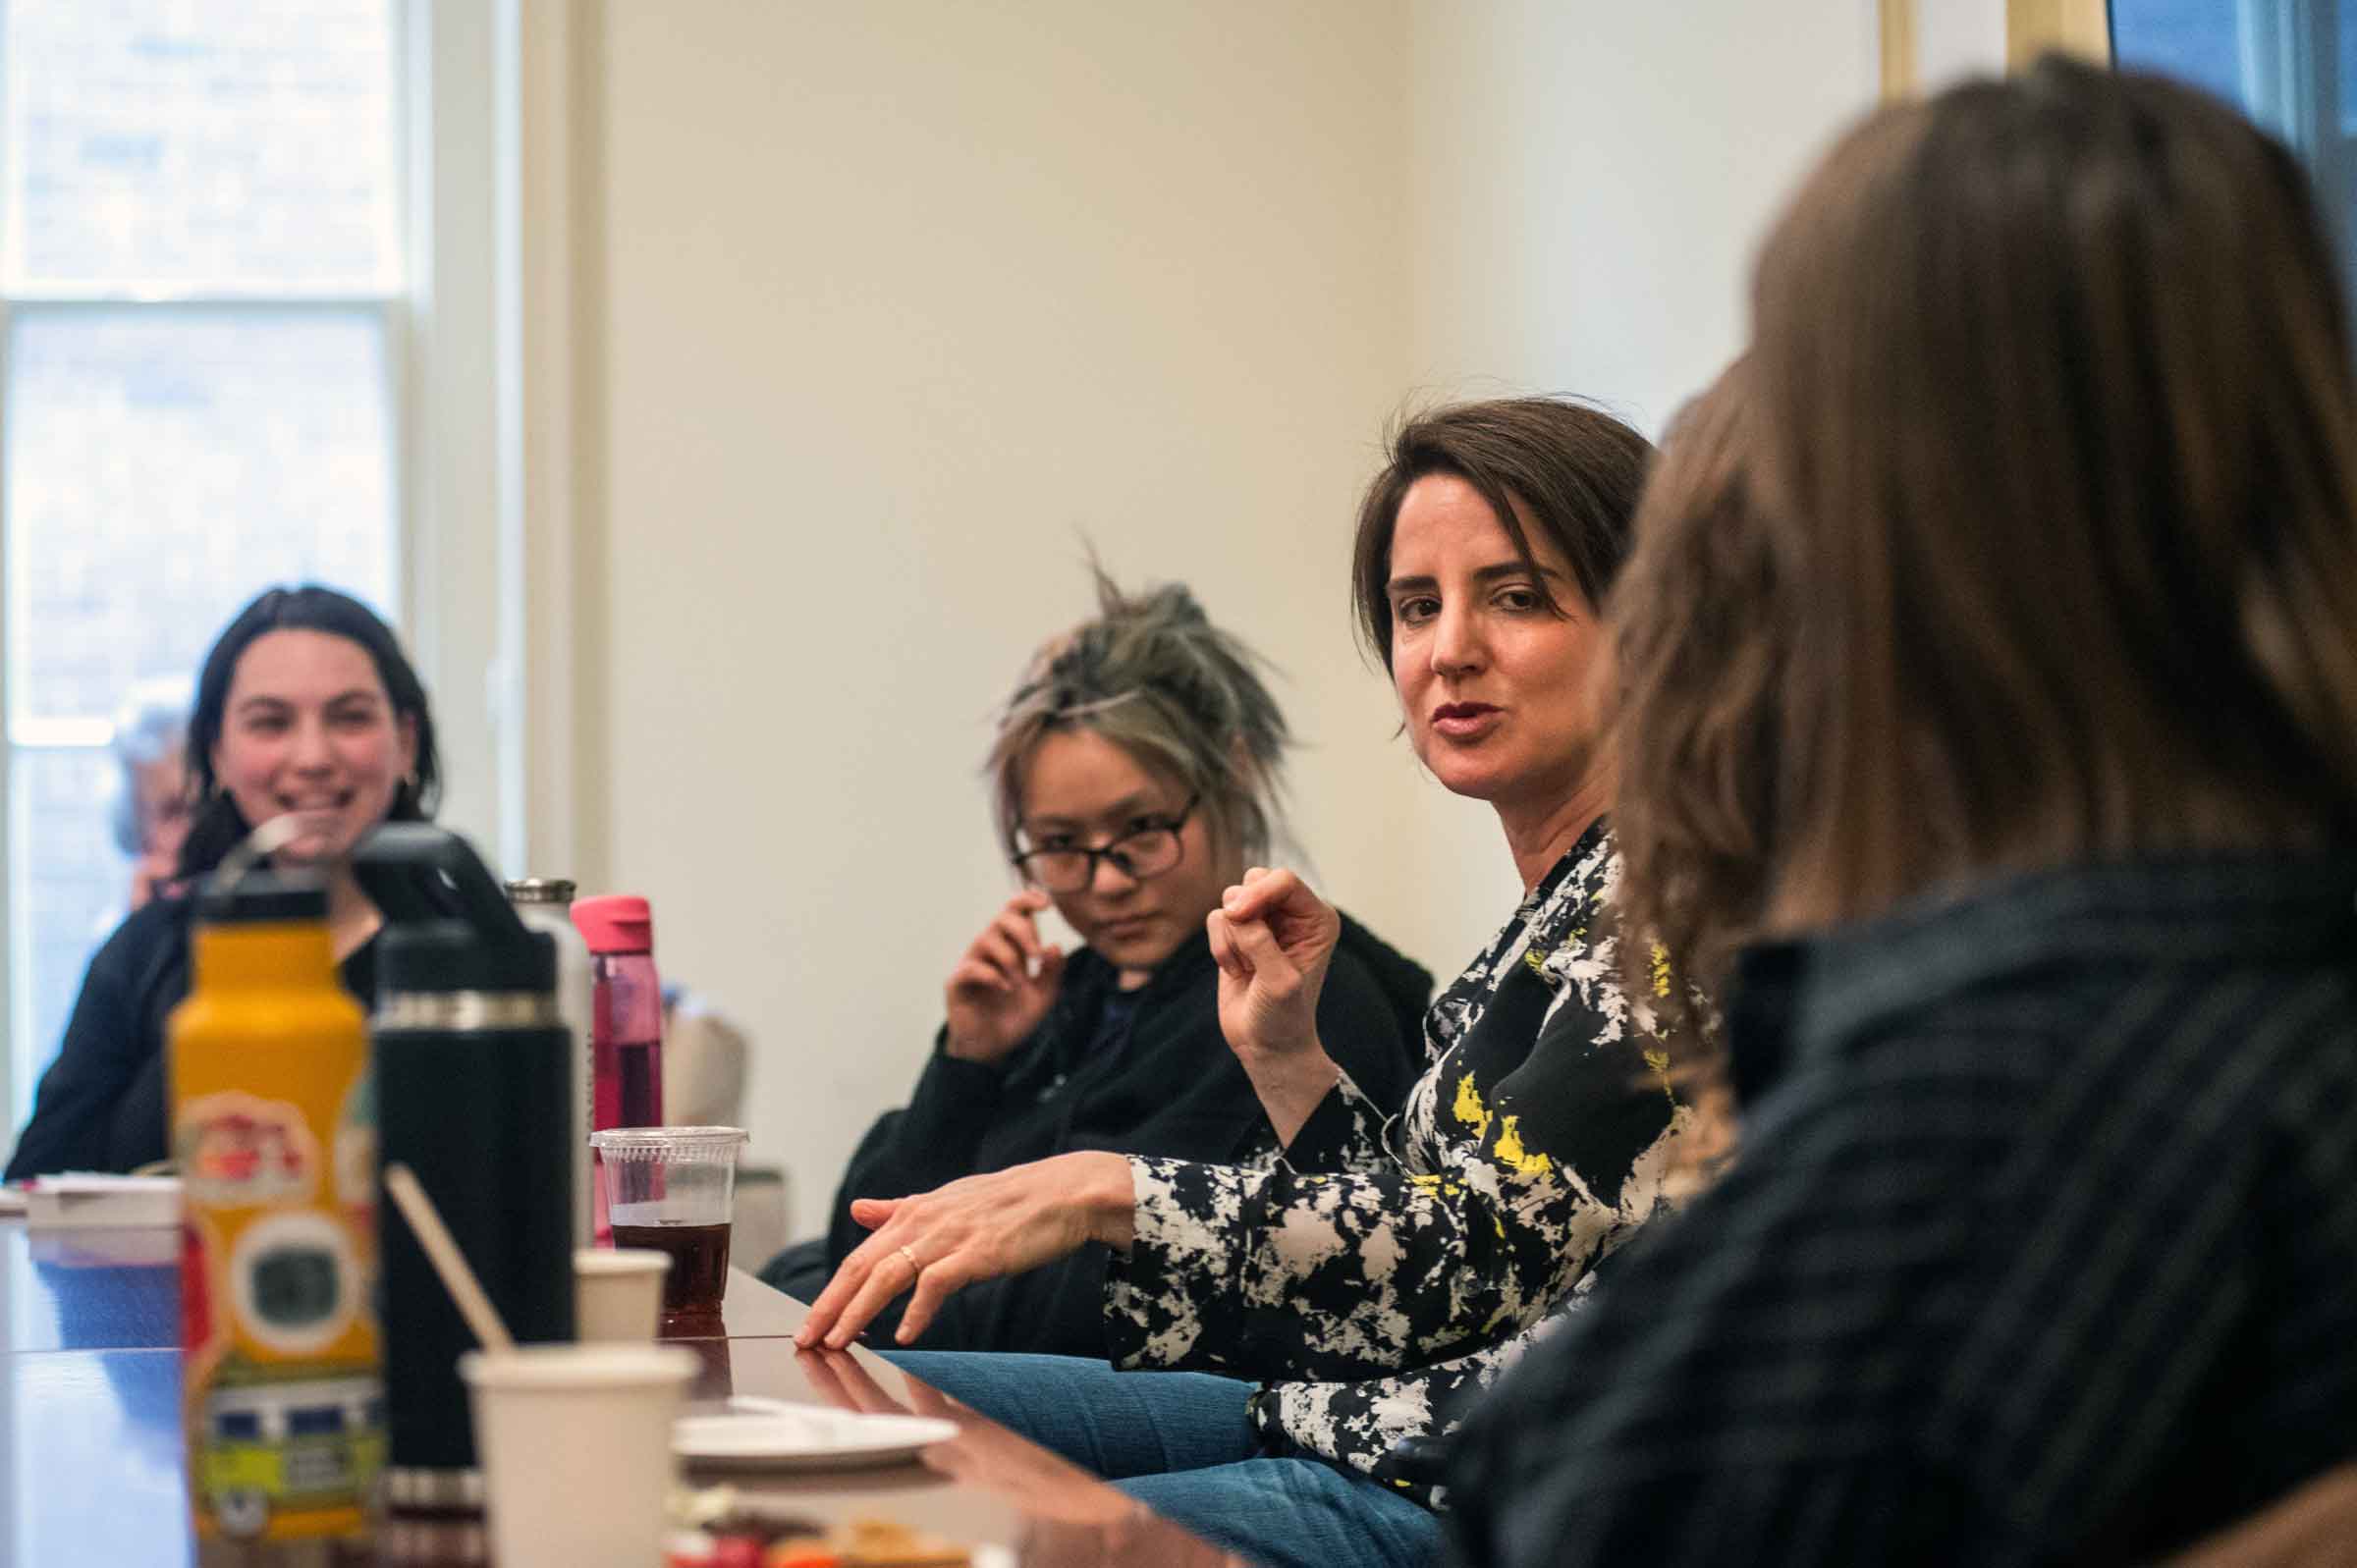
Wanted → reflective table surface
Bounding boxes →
[0,1220,1240,1566]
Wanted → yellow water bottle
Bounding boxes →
[170,861,383,1560]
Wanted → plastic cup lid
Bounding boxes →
[588,1126,746,1157]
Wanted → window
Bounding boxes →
[0,0,409,1122]
[2111,0,2357,304]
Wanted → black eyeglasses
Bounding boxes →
[1014,795,1198,893]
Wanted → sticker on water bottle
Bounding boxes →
[177,1093,322,1208]
[228,1210,363,1356]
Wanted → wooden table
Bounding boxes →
[0,1220,1240,1565]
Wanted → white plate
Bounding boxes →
[673,1405,959,1471]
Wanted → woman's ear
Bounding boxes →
[397,712,420,784]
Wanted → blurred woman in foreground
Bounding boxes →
[1451,57,2357,1566]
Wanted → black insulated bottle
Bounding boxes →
[355,825,574,1512]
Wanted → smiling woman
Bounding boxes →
[4,585,442,1179]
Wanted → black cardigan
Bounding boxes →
[801,912,1432,1356]
[5,898,379,1180]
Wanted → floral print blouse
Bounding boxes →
[1103,821,1698,1507]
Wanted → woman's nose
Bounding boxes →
[1091,850,1142,895]
[289,716,335,770]
[1430,602,1485,677]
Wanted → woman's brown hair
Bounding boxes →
[1350,398,1654,666]
[1752,55,2357,929]
[1610,358,1782,1013]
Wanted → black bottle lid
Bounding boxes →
[355,825,556,997]
[378,922,557,996]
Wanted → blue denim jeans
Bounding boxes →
[883,1351,1443,1568]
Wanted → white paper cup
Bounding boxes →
[576,1247,670,1343]
[461,1343,695,1568]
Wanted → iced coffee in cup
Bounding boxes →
[588,1126,747,1333]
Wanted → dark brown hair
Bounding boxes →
[1350,398,1654,667]
[179,584,440,880]
[1610,358,1782,1011]
[1752,56,2357,928]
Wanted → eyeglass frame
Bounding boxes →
[1011,793,1201,892]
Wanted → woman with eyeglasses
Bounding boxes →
[761,569,1429,1356]
[796,400,1714,1568]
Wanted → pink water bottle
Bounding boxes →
[572,894,666,1242]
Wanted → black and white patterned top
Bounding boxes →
[1102,820,1700,1506]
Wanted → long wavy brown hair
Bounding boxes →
[1606,361,1780,1167]
[1609,359,1781,1021]
[1753,57,2357,931]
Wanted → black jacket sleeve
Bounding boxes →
[6,902,185,1181]
[822,1039,1012,1268]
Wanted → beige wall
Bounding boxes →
[552,1,1878,1235]
[1372,0,1882,998]
[571,1,1418,1232]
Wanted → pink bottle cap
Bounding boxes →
[571,893,654,955]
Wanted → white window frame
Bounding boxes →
[0,0,548,1136]
[2232,0,2356,298]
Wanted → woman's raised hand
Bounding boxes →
[943,890,1067,1063]
[1204,867,1343,1143]
[1206,867,1339,1058]
[793,1150,1136,1350]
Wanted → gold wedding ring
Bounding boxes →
[897,1244,923,1275]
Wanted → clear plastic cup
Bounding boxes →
[587,1126,746,1331]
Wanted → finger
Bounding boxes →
[796,1250,875,1346]
[959,929,1022,984]
[1223,866,1307,921]
[1204,911,1250,979]
[976,928,1026,980]
[1013,888,1054,914]
[949,958,1015,997]
[1234,867,1329,943]
[1035,945,1067,986]
[1228,913,1299,987]
[849,1196,901,1230]
[995,909,1047,966]
[825,1245,919,1349]
[1204,911,1232,974]
[1242,865,1271,884]
[896,1255,976,1345]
